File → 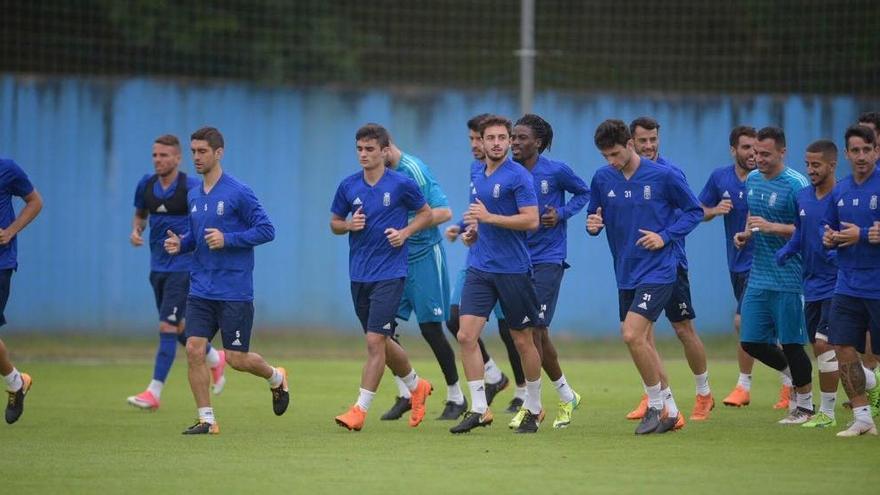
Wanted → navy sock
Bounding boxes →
[153,332,178,382]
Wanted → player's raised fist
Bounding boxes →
[164,230,181,254]
[541,205,559,227]
[461,224,478,247]
[733,230,751,249]
[869,221,880,244]
[349,206,366,231]
[445,224,461,242]
[822,225,837,248]
[586,207,604,234]
[204,228,225,250]
[714,199,733,215]
[130,226,144,247]
[384,227,407,248]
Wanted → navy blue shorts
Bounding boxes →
[460,267,540,330]
[185,296,255,352]
[149,271,189,326]
[729,270,749,315]
[532,263,566,328]
[828,294,880,354]
[663,266,696,323]
[351,278,405,336]
[804,298,832,344]
[0,269,12,327]
[618,283,674,322]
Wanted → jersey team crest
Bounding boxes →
[541,180,549,194]
[216,201,224,215]
[643,185,651,200]
[383,192,391,206]
[493,184,501,198]
[871,195,878,210]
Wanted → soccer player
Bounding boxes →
[381,140,466,421]
[822,124,880,436]
[624,117,714,422]
[733,126,815,424]
[445,114,524,413]
[164,127,288,434]
[775,139,840,427]
[507,113,589,429]
[127,134,227,411]
[331,123,433,431]
[0,157,42,424]
[449,115,545,434]
[855,111,880,372]
[586,119,703,435]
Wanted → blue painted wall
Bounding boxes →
[1,76,877,335]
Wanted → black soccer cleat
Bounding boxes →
[655,413,681,433]
[5,373,32,425]
[437,398,468,420]
[182,420,220,435]
[271,367,290,416]
[380,396,411,420]
[450,410,494,434]
[485,373,509,406]
[514,409,541,434]
[505,397,524,414]
[635,407,663,435]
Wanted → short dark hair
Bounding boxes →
[467,113,492,132]
[845,124,877,147]
[190,127,224,151]
[478,115,513,137]
[805,139,838,161]
[514,114,554,154]
[154,134,181,151]
[857,111,880,130]
[756,126,786,148]
[729,126,757,147]
[355,123,391,148]
[594,119,631,150]
[629,116,660,136]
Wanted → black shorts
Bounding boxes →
[618,283,675,323]
[460,267,540,330]
[663,266,696,323]
[350,278,406,336]
[0,269,12,327]
[532,262,567,328]
[804,298,832,344]
[729,270,749,315]
[828,294,880,354]
[149,271,190,326]
[185,296,255,352]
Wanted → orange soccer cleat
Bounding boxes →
[335,405,367,431]
[690,393,715,421]
[626,394,648,420]
[722,385,751,407]
[408,378,433,427]
[773,386,792,410]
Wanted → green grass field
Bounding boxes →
[1,333,878,494]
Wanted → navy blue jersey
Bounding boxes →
[178,173,275,301]
[467,159,538,274]
[698,165,754,273]
[587,158,703,289]
[824,168,880,299]
[778,186,837,301]
[331,168,427,282]
[0,159,34,270]
[523,155,590,265]
[134,173,201,272]
[656,156,691,269]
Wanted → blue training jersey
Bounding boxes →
[656,156,691,269]
[698,165,754,273]
[331,168,427,283]
[134,173,201,272]
[777,185,836,301]
[178,173,275,301]
[824,167,880,300]
[587,157,703,289]
[467,158,538,274]
[0,158,34,271]
[394,153,449,261]
[522,155,590,265]
[745,167,808,293]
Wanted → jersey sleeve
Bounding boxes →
[224,185,275,248]
[133,174,151,209]
[514,170,538,209]
[331,180,351,218]
[424,170,449,209]
[557,163,590,220]
[659,168,703,243]
[6,161,34,199]
[401,177,427,212]
[698,169,719,206]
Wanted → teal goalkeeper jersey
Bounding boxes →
[745,167,809,292]
[396,153,449,261]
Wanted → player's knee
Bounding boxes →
[620,324,646,347]
[781,344,812,387]
[817,350,838,373]
[224,350,246,370]
[185,338,207,362]
[365,333,387,355]
[739,341,762,359]
[672,321,695,341]
[159,322,178,334]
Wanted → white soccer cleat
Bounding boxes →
[778,407,812,425]
[836,421,878,437]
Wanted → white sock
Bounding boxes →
[865,366,878,390]
[395,375,412,399]
[796,390,813,411]
[525,379,542,414]
[484,359,502,384]
[737,372,752,391]
[694,371,711,396]
[820,392,836,417]
[552,375,575,403]
[646,382,663,410]
[788,392,798,413]
[853,405,874,424]
[3,368,22,392]
[780,369,793,387]
[661,387,679,417]
[147,379,164,399]
[267,367,283,388]
[205,347,221,367]
[198,407,215,424]
[469,380,488,413]
[401,369,420,391]
[356,388,375,411]
[447,381,464,404]
[514,386,527,400]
